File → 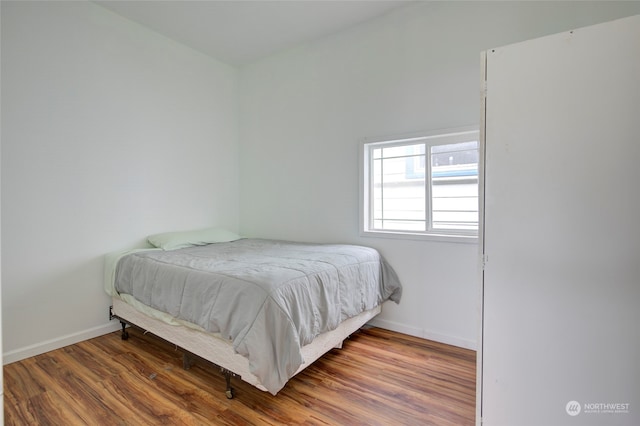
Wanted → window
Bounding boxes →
[361,128,479,241]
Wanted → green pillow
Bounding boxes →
[148,227,242,250]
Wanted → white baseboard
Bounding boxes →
[4,318,476,365]
[367,317,477,351]
[3,322,121,365]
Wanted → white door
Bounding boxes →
[481,15,640,426]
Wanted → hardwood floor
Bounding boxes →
[4,327,476,425]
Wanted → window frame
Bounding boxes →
[360,126,480,243]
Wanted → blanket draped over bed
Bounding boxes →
[114,238,402,394]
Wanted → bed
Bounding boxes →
[104,232,402,398]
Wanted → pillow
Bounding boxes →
[147,227,242,250]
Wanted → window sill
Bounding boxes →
[360,230,479,244]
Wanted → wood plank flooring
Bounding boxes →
[4,327,476,425]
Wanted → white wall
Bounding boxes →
[1,1,239,361]
[3,0,640,363]
[238,1,640,349]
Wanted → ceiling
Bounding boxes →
[95,1,414,67]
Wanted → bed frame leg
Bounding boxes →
[221,368,234,399]
[183,353,195,370]
[120,321,129,340]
